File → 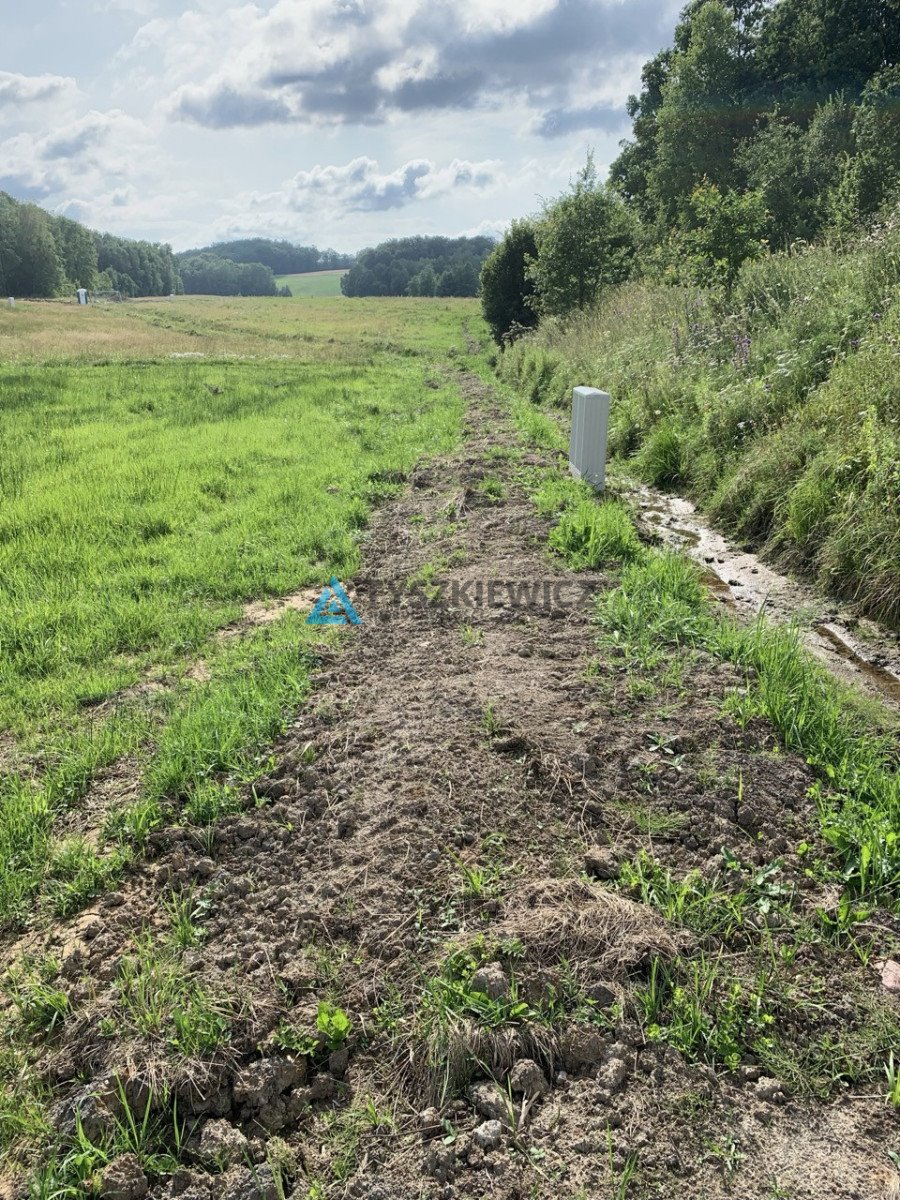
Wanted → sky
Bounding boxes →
[0,0,682,253]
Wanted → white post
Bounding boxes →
[569,386,611,491]
[6,297,14,309]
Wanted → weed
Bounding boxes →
[480,702,505,737]
[115,933,232,1056]
[478,476,506,501]
[461,623,485,647]
[4,957,69,1036]
[316,1001,353,1051]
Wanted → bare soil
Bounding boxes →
[5,369,900,1200]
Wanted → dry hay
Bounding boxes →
[497,877,678,977]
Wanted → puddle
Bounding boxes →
[633,486,900,712]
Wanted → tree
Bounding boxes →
[676,181,768,284]
[529,155,638,317]
[650,2,747,219]
[341,236,492,297]
[479,220,539,344]
[9,205,63,297]
[0,192,21,295]
[852,66,900,215]
[54,216,98,289]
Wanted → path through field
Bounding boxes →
[10,360,898,1200]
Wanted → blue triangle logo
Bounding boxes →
[306,577,362,626]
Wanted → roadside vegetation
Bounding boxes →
[481,0,900,625]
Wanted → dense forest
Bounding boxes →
[485,0,900,626]
[0,191,177,298]
[177,239,354,276]
[176,254,283,297]
[483,0,900,342]
[341,236,494,297]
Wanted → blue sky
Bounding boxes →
[0,0,681,252]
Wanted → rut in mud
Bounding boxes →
[5,368,899,1200]
[632,485,900,712]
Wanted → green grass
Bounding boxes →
[500,214,900,625]
[274,270,347,297]
[596,548,900,907]
[0,298,476,928]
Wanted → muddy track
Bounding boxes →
[6,369,899,1200]
[633,485,900,713]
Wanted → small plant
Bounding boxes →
[164,887,210,949]
[5,958,69,1036]
[477,476,506,502]
[271,1020,319,1057]
[316,1001,353,1050]
[480,701,504,737]
[885,1053,900,1107]
[461,623,485,647]
[549,498,646,570]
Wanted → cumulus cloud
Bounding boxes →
[0,109,155,198]
[0,71,77,110]
[255,155,498,215]
[151,0,681,129]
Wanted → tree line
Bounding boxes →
[341,236,494,297]
[175,239,356,296]
[482,0,900,341]
[0,204,356,300]
[178,239,354,276]
[0,191,177,298]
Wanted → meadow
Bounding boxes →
[0,295,474,926]
[274,270,348,297]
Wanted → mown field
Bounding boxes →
[274,270,347,298]
[0,296,473,928]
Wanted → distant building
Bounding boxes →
[76,288,88,305]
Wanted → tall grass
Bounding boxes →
[500,211,900,625]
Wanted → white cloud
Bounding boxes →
[0,110,157,199]
[252,154,498,215]
[0,71,77,110]
[133,0,681,130]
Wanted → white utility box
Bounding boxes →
[569,386,611,490]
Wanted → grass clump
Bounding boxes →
[529,473,646,570]
[115,932,232,1058]
[549,499,646,569]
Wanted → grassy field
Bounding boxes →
[0,295,475,926]
[274,269,347,297]
[3,290,900,1198]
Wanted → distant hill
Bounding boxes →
[341,235,496,297]
[176,239,354,276]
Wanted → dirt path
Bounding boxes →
[8,369,899,1200]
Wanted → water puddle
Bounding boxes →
[633,486,900,712]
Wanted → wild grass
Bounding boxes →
[500,212,900,624]
[596,548,900,907]
[0,297,476,928]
